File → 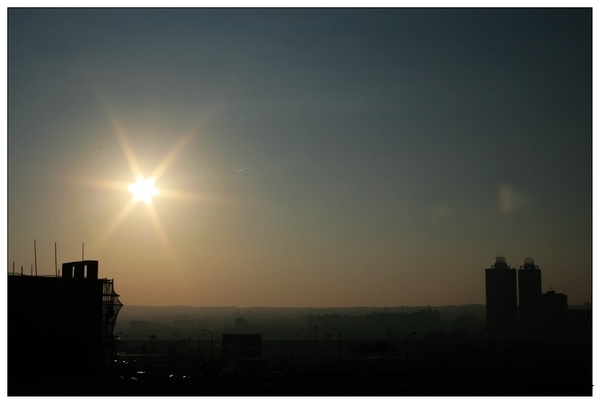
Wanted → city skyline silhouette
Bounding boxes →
[7,256,592,396]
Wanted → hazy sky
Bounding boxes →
[7,8,591,307]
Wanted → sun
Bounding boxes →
[80,122,209,257]
[128,176,160,204]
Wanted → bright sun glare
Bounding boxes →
[83,124,206,256]
[128,176,160,204]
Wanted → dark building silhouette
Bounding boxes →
[222,333,262,368]
[485,255,581,343]
[485,256,517,338]
[539,290,568,340]
[8,260,122,389]
[234,316,251,332]
[518,257,542,324]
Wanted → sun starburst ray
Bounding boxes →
[145,202,175,263]
[158,188,211,202]
[115,124,144,179]
[95,199,138,249]
[150,130,195,181]
[70,177,131,192]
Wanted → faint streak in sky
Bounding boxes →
[237,166,251,173]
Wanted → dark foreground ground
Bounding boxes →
[9,370,593,396]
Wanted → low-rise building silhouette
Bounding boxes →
[539,290,568,340]
[222,333,262,368]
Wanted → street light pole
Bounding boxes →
[354,333,362,365]
[198,333,206,359]
[332,328,342,366]
[203,329,213,359]
[406,332,417,374]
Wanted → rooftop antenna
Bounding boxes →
[20,265,23,276]
[54,242,58,277]
[34,240,37,276]
[82,242,84,260]
[12,261,15,275]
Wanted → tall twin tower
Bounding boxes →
[485,256,566,339]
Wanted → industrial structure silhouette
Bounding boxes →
[7,260,122,393]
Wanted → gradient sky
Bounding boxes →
[7,8,592,307]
